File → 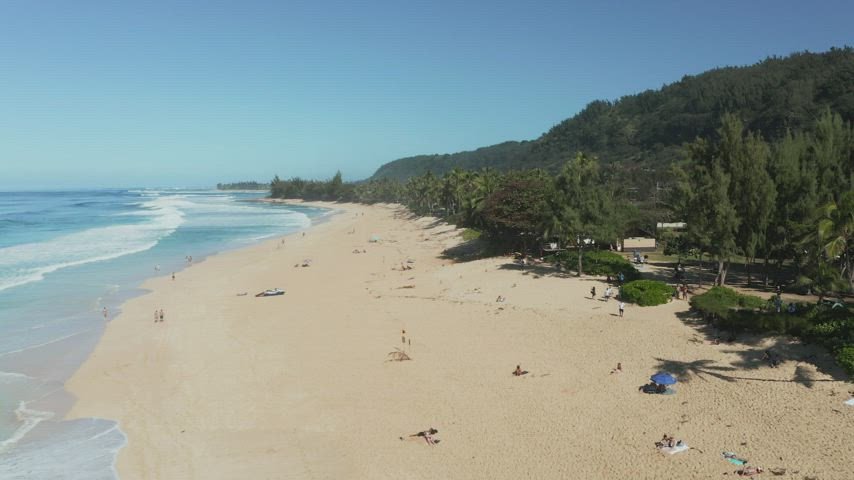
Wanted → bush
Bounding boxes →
[550,250,640,280]
[461,228,482,241]
[835,346,854,376]
[621,280,675,306]
[718,311,812,335]
[689,286,765,320]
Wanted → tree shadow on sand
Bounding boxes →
[651,358,739,383]
[440,239,496,263]
[496,262,574,279]
[668,311,849,387]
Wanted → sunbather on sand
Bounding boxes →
[762,350,781,367]
[734,466,763,476]
[610,362,622,374]
[513,365,528,376]
[401,428,439,445]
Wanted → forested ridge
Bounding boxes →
[216,181,270,190]
[371,48,854,199]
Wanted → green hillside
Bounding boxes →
[370,141,534,181]
[370,48,854,187]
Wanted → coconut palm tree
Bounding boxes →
[816,191,854,291]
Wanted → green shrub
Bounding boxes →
[689,286,765,320]
[621,280,675,306]
[835,345,854,376]
[803,315,854,349]
[550,250,640,280]
[718,311,812,335]
[461,228,482,241]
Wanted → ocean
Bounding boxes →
[0,189,330,479]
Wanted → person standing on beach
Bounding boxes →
[619,302,625,317]
[159,309,165,322]
[172,272,175,281]
[590,286,596,299]
[102,307,108,320]
[401,329,406,344]
[154,310,159,323]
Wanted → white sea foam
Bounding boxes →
[0,197,185,292]
[0,402,55,453]
[0,417,126,480]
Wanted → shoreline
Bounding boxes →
[66,202,852,479]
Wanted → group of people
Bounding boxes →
[154,309,165,323]
[589,286,625,316]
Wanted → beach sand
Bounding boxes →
[66,202,853,479]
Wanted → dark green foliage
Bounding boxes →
[216,181,269,190]
[834,346,854,376]
[689,286,765,320]
[621,280,675,306]
[550,250,640,280]
[479,172,552,250]
[372,141,533,181]
[720,310,812,335]
[461,229,481,241]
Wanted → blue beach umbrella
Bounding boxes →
[650,372,677,385]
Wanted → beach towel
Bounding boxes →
[722,452,747,465]
[844,398,854,406]
[661,387,676,395]
[660,444,689,455]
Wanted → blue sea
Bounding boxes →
[0,189,329,479]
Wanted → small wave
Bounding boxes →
[0,328,94,358]
[0,417,127,480]
[0,371,36,381]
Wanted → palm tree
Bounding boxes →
[816,191,854,291]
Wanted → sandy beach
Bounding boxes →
[66,202,853,479]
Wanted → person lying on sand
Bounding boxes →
[762,350,781,368]
[513,365,529,376]
[655,435,684,449]
[496,295,506,303]
[655,434,673,448]
[732,466,763,476]
[610,362,622,374]
[400,428,439,445]
[639,383,668,394]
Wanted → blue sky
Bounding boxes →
[0,0,851,188]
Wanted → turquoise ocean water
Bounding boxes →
[0,189,329,479]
